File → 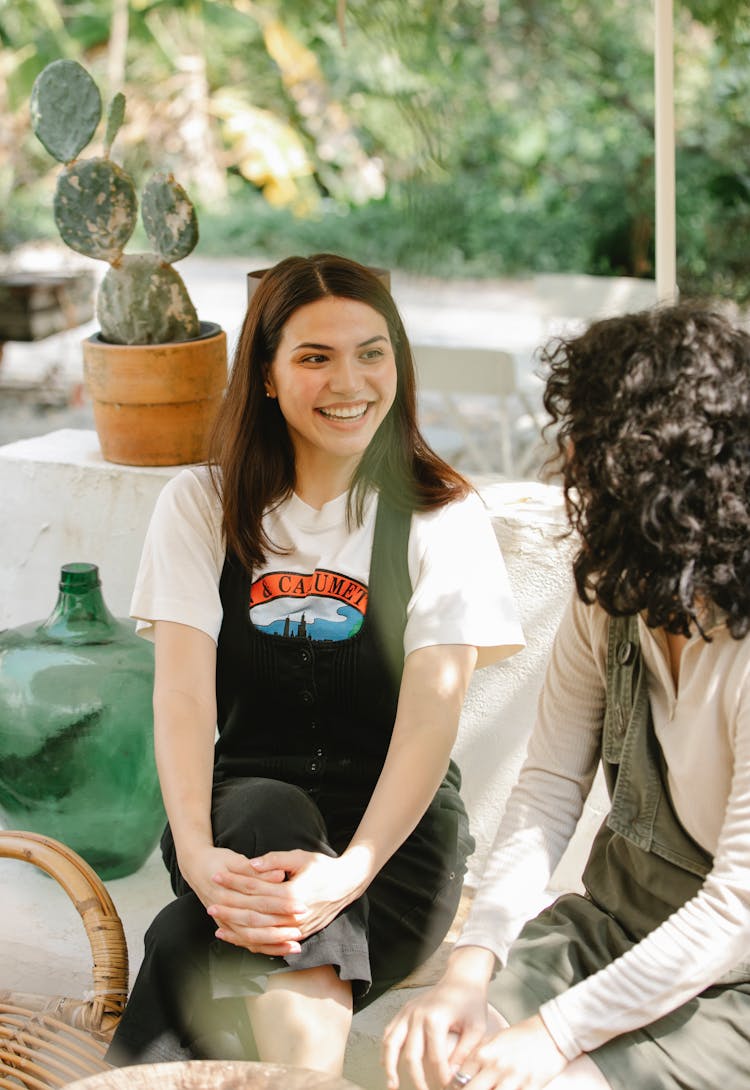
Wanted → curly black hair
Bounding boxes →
[542,302,750,639]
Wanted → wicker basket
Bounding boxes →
[0,831,129,1089]
[65,1060,361,1090]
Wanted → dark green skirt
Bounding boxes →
[488,893,750,1090]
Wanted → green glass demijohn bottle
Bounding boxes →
[0,562,164,878]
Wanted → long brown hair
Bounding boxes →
[209,253,469,571]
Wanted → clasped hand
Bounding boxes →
[195,846,360,957]
[383,975,568,1090]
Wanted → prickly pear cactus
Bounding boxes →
[30,59,102,164]
[98,254,200,344]
[30,59,203,346]
[104,92,126,156]
[142,173,199,263]
[54,158,137,263]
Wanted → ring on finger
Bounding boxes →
[451,1073,472,1088]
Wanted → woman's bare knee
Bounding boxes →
[245,965,353,1073]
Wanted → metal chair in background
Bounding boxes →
[411,343,546,479]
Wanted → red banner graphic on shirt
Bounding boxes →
[249,569,369,611]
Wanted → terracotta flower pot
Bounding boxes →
[82,321,227,466]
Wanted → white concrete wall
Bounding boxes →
[456,479,607,893]
[0,429,175,628]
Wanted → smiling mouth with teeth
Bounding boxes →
[318,404,370,420]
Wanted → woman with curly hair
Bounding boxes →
[383,303,750,1090]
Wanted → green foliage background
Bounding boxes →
[2,0,750,299]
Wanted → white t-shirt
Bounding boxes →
[130,466,525,666]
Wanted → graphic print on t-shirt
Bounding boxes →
[249,569,368,640]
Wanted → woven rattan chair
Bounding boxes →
[0,830,128,1090]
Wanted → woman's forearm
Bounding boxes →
[152,621,218,868]
[154,691,216,862]
[442,943,497,988]
[341,723,455,894]
[340,644,477,894]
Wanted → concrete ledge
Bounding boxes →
[0,429,175,627]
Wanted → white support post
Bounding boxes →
[655,0,677,303]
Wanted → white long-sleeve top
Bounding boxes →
[456,593,750,1060]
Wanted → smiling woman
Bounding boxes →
[264,296,398,504]
[105,254,525,1075]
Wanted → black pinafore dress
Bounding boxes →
[108,493,474,1065]
[487,614,750,1090]
[203,492,474,1007]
